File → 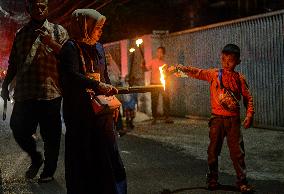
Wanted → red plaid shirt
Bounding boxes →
[8,20,68,101]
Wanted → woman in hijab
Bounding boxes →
[59,9,127,194]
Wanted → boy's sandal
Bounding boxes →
[207,182,221,191]
[238,184,255,193]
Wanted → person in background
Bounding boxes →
[169,44,254,193]
[143,46,174,124]
[59,9,127,194]
[122,75,138,130]
[114,76,126,136]
[1,0,68,183]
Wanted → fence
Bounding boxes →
[104,10,284,128]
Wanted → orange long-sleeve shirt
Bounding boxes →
[187,68,254,117]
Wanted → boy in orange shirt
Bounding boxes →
[170,44,254,193]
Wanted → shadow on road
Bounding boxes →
[160,184,239,194]
[28,179,66,194]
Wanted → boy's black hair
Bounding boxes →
[157,46,166,54]
[222,44,240,59]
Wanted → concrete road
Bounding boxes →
[1,131,284,193]
[0,101,284,193]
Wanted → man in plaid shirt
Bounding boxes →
[1,0,68,183]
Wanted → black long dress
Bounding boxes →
[59,40,127,194]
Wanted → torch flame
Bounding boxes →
[136,38,143,47]
[159,64,167,90]
[129,48,135,53]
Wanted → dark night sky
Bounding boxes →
[99,0,284,42]
[1,0,284,43]
[1,0,283,69]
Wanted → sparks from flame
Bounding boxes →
[135,38,143,47]
[159,64,167,90]
[129,48,135,53]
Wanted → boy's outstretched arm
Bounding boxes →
[240,75,254,129]
[169,64,214,82]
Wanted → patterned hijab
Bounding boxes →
[69,9,106,45]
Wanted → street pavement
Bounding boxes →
[128,116,284,194]
[0,102,284,193]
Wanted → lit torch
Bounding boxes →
[159,64,167,90]
[135,38,143,47]
[115,39,165,94]
[129,48,135,53]
[135,38,144,58]
[117,85,164,94]
[129,47,136,74]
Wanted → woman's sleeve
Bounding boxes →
[59,41,100,90]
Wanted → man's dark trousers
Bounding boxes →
[151,89,170,119]
[10,97,62,177]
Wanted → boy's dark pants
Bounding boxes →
[10,97,62,177]
[207,115,247,185]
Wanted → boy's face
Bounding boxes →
[29,0,48,21]
[221,53,240,71]
[156,48,165,60]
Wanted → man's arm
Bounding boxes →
[240,74,254,128]
[54,25,69,54]
[57,25,69,45]
[142,59,151,72]
[1,37,18,100]
[47,39,62,54]
[36,25,69,55]
[36,29,61,54]
[2,62,17,90]
[2,37,18,89]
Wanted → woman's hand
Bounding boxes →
[107,87,118,96]
[98,82,118,96]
